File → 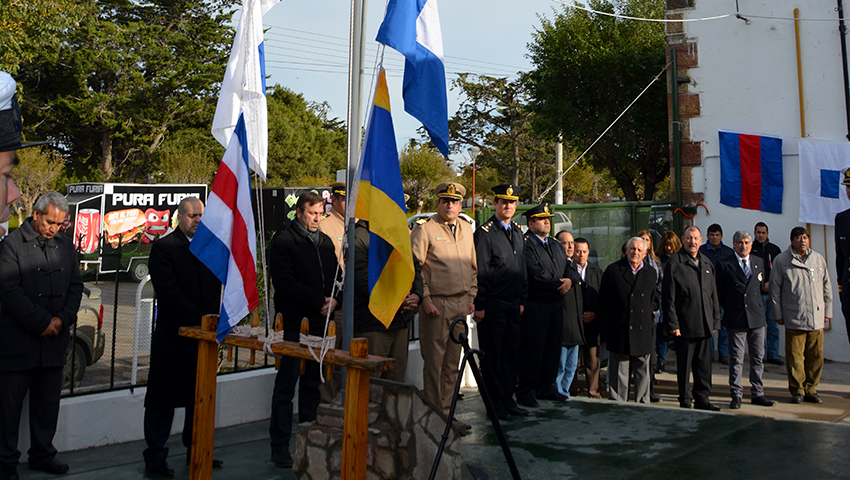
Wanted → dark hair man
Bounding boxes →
[700,223,735,366]
[663,225,722,411]
[751,222,784,365]
[770,227,832,404]
[573,237,604,398]
[474,184,528,421]
[142,197,222,477]
[268,191,340,468]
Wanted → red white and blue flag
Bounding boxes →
[190,0,277,341]
[719,130,783,214]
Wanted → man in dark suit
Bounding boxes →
[752,222,783,365]
[143,197,222,477]
[0,193,83,479]
[663,225,722,410]
[835,170,850,346]
[599,237,657,403]
[716,231,775,409]
[700,223,735,365]
[268,191,339,468]
[474,184,528,421]
[516,204,574,407]
[573,237,603,398]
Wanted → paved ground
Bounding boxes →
[17,356,850,480]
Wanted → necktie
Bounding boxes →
[743,258,751,279]
[543,239,552,258]
[448,223,456,238]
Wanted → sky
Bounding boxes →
[257,0,564,169]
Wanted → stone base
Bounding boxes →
[294,379,462,480]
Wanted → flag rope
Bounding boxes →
[536,63,670,204]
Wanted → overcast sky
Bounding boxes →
[257,0,562,168]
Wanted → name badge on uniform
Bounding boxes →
[436,237,447,241]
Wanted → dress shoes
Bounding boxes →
[185,453,224,468]
[28,458,69,475]
[491,409,511,421]
[719,356,729,365]
[729,397,742,409]
[271,451,293,468]
[804,393,823,404]
[751,395,775,407]
[516,397,540,408]
[144,460,175,477]
[680,401,692,409]
[539,392,568,402]
[650,393,661,403]
[791,394,804,404]
[765,358,785,366]
[506,405,530,417]
[694,401,721,411]
[1,465,19,480]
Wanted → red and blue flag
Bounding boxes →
[719,131,783,214]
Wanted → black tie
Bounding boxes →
[543,239,552,258]
[448,223,456,238]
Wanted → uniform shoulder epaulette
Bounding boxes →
[481,219,493,232]
[461,216,473,224]
[512,220,522,228]
[416,217,428,225]
[321,213,331,219]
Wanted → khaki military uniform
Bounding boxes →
[410,214,478,413]
[318,208,346,401]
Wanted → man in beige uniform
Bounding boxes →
[317,181,346,402]
[410,182,478,414]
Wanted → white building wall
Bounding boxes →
[678,1,850,361]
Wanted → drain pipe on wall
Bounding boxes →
[838,0,850,141]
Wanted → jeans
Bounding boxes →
[762,293,781,360]
[556,345,580,397]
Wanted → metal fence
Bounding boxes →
[61,200,677,397]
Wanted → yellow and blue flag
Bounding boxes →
[353,69,415,327]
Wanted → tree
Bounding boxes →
[265,86,347,186]
[15,0,236,181]
[152,128,221,185]
[525,0,669,201]
[449,74,541,188]
[13,147,65,225]
[399,143,456,214]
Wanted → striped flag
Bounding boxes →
[376,0,449,157]
[719,130,783,214]
[190,0,276,341]
[352,69,415,327]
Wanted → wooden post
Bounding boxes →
[326,320,336,381]
[342,338,370,480]
[190,314,219,480]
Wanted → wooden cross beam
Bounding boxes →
[179,315,396,480]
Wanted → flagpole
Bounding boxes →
[343,0,367,392]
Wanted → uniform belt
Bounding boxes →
[430,292,469,299]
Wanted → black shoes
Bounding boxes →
[655,362,665,374]
[144,460,174,477]
[752,396,776,407]
[28,458,69,475]
[506,405,529,417]
[804,393,823,404]
[730,397,742,409]
[718,356,729,365]
[791,394,804,404]
[694,401,721,411]
[765,358,785,366]
[516,397,540,408]
[650,393,661,403]
[271,451,293,468]
[1,464,19,480]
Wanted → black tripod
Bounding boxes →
[429,318,521,480]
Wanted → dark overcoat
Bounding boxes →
[0,219,84,371]
[599,258,657,356]
[662,248,721,339]
[269,220,339,335]
[716,255,767,330]
[145,230,221,408]
[474,215,527,310]
[579,262,603,347]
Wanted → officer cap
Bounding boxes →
[0,72,51,152]
[493,184,520,201]
[843,169,850,187]
[523,203,555,219]
[435,182,465,200]
[329,181,346,196]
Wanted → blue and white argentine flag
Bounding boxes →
[376,0,449,157]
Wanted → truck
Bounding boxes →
[63,183,208,281]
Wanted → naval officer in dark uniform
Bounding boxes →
[516,203,576,407]
[474,184,528,420]
[834,169,850,345]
